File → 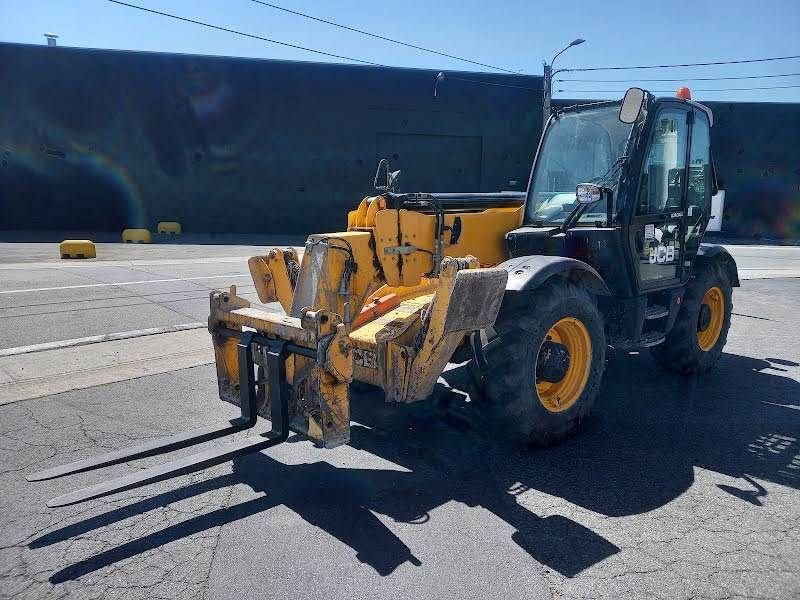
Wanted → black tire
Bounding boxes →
[650,261,732,374]
[480,279,606,447]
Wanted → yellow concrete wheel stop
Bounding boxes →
[122,228,152,243]
[536,317,592,413]
[157,221,182,234]
[59,240,96,259]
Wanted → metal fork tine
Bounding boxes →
[46,432,284,508]
[35,332,291,509]
[29,332,264,484]
[27,418,251,482]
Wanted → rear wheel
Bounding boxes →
[480,280,606,446]
[650,262,732,374]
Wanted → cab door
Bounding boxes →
[681,108,713,276]
[629,105,690,290]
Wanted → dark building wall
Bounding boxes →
[0,42,541,235]
[1,42,798,239]
[703,101,800,240]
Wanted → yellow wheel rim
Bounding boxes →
[536,317,592,413]
[697,286,725,351]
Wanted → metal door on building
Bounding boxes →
[376,133,483,192]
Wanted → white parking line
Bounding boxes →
[0,322,207,357]
[0,274,250,295]
[738,268,800,279]
[0,247,305,270]
[724,245,800,251]
[0,328,215,405]
[0,256,255,270]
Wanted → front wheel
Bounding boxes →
[480,280,606,446]
[650,262,732,374]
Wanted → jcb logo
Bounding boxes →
[353,348,378,369]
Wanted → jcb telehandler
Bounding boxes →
[29,87,738,507]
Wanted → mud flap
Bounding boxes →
[399,260,508,402]
[441,267,508,334]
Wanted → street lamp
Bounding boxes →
[543,38,585,128]
[434,71,446,98]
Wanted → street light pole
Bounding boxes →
[543,38,585,129]
[542,61,553,132]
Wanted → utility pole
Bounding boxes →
[543,38,585,129]
[542,62,552,131]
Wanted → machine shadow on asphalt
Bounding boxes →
[30,350,800,583]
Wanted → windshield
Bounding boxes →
[526,104,634,225]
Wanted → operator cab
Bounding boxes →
[509,86,716,299]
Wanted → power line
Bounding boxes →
[557,83,800,93]
[563,55,800,73]
[103,0,385,66]
[97,0,800,96]
[249,0,519,74]
[446,75,540,91]
[557,72,800,83]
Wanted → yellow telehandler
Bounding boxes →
[29,87,739,507]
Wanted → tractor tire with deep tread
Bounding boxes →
[650,262,732,374]
[480,280,606,447]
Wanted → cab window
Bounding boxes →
[687,110,711,214]
[636,108,689,215]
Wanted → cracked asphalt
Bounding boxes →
[0,247,798,599]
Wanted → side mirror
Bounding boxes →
[387,169,401,191]
[373,158,401,192]
[619,87,645,124]
[576,183,602,204]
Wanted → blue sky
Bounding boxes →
[2,0,799,102]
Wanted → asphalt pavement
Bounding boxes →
[0,241,798,599]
